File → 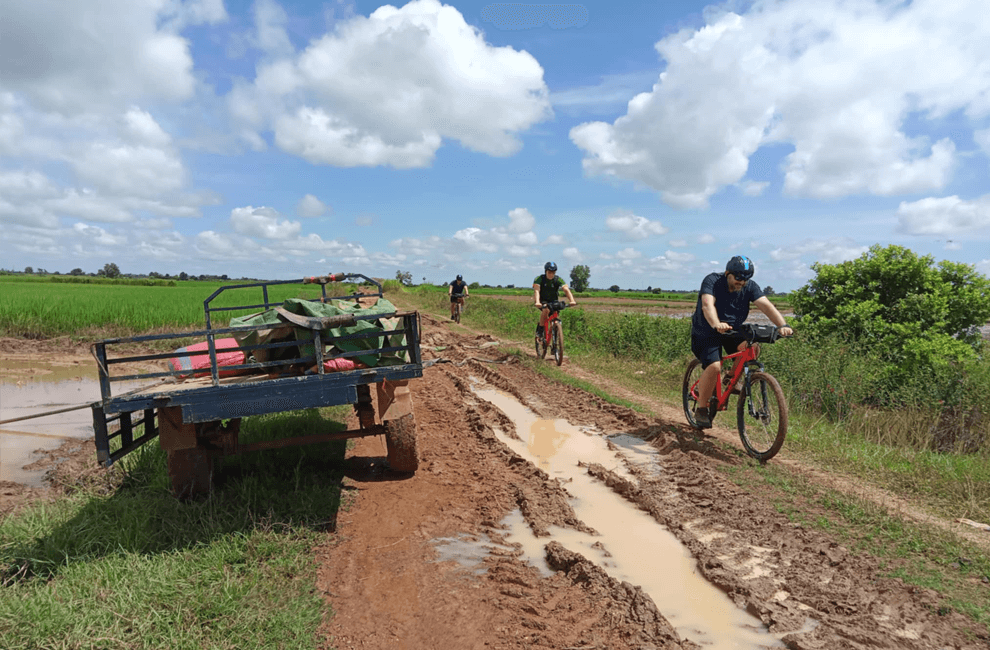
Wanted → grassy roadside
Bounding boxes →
[399,288,990,630]
[0,407,352,650]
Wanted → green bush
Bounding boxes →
[791,244,990,405]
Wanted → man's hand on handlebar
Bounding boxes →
[715,321,732,333]
[779,326,794,337]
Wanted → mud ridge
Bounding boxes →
[544,541,699,650]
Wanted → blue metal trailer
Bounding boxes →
[89,274,423,497]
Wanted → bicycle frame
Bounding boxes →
[540,309,561,346]
[690,343,765,414]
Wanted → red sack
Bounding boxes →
[169,338,247,378]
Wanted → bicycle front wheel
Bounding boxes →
[454,303,461,324]
[682,358,704,428]
[535,328,547,359]
[736,371,787,461]
[552,321,564,366]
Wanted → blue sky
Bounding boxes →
[1,0,988,292]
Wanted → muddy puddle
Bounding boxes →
[469,382,785,650]
[0,362,142,486]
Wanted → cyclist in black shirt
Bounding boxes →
[691,255,792,428]
[532,262,576,337]
[449,274,469,320]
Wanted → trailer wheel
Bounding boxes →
[384,413,418,473]
[166,447,215,499]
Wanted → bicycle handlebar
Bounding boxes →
[539,301,570,313]
[731,323,792,344]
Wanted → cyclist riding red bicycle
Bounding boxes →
[691,255,792,429]
[449,274,469,320]
[533,262,576,337]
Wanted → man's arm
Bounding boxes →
[563,285,576,305]
[533,283,541,307]
[753,296,793,336]
[702,294,731,333]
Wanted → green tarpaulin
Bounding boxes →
[228,297,406,367]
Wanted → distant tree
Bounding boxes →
[469,281,480,289]
[609,284,620,293]
[763,285,775,296]
[221,274,228,280]
[103,263,121,278]
[652,287,662,294]
[569,264,590,292]
[178,272,189,281]
[24,266,33,274]
[506,284,514,289]
[422,277,427,283]
[395,269,413,286]
[646,286,652,292]
[70,268,84,276]
[149,271,162,279]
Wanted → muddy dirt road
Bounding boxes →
[2,313,987,649]
[316,313,985,650]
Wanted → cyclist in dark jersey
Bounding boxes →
[691,255,793,428]
[532,262,577,337]
[448,274,469,320]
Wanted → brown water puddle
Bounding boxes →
[0,361,144,486]
[471,383,786,650]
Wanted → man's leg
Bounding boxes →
[690,336,723,428]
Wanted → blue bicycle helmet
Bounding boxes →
[725,255,753,280]
[456,274,463,281]
[544,261,557,272]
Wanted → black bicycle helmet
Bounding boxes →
[725,255,754,280]
[544,261,557,272]
[456,274,463,281]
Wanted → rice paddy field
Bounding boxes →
[0,276,338,339]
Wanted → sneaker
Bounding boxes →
[693,407,712,429]
[536,325,544,338]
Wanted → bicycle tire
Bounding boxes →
[454,303,461,324]
[736,371,787,461]
[536,328,547,359]
[682,358,704,428]
[552,321,564,366]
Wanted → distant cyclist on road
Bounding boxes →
[532,262,577,338]
[449,274,469,321]
[690,255,793,429]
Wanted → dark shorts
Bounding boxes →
[450,294,464,303]
[691,332,747,369]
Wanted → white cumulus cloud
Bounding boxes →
[297,194,328,217]
[571,0,988,208]
[231,206,302,240]
[605,209,669,240]
[231,0,552,168]
[896,194,990,236]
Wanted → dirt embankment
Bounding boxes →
[2,316,988,649]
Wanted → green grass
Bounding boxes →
[0,277,382,339]
[0,407,352,650]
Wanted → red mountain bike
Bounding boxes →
[451,293,467,324]
[535,301,569,366]
[682,323,789,461]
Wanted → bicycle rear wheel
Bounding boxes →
[682,358,704,428]
[736,371,787,461]
[552,321,564,366]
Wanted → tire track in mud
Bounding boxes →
[321,317,988,650]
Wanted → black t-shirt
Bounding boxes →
[450,280,467,295]
[691,272,764,339]
[533,274,565,303]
